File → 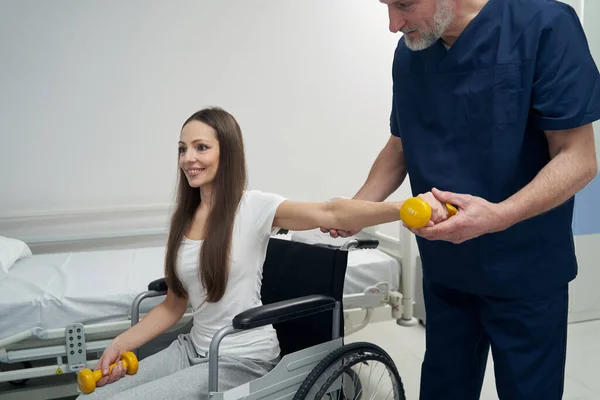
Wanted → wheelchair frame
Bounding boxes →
[135,281,348,399]
[208,296,342,399]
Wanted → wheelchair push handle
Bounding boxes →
[400,197,458,229]
[340,239,379,251]
[353,239,379,249]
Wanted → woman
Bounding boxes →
[78,107,442,399]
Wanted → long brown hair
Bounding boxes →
[164,107,247,302]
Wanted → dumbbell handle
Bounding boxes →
[90,358,131,382]
[446,203,458,216]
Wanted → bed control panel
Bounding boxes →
[65,323,87,372]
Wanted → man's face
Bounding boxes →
[381,0,454,51]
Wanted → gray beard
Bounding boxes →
[404,0,454,51]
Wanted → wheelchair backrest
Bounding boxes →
[261,237,348,357]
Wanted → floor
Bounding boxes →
[345,319,600,400]
[7,321,599,399]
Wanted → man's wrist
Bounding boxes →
[495,200,522,231]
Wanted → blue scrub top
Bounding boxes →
[391,0,600,297]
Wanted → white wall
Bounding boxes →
[569,0,600,323]
[0,0,409,242]
[581,0,600,161]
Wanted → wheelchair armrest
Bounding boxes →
[232,295,336,330]
[148,277,168,292]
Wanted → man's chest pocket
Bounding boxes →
[451,64,522,128]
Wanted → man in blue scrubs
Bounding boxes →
[323,0,599,398]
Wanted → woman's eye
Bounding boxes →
[178,147,185,155]
[198,145,208,151]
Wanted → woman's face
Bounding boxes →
[178,120,220,188]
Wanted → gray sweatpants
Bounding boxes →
[77,334,278,400]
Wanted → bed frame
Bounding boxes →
[0,225,418,400]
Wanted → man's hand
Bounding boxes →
[407,188,510,244]
[319,227,361,238]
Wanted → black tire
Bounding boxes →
[293,342,406,400]
[3,361,33,386]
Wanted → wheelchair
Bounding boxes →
[131,236,407,400]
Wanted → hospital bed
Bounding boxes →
[0,227,416,399]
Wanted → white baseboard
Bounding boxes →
[568,310,600,324]
[344,306,394,327]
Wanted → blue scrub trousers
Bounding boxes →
[419,278,569,400]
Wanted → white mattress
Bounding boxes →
[0,235,399,342]
[0,246,167,342]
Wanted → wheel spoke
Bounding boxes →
[292,342,405,400]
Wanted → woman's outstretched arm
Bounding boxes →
[272,199,404,232]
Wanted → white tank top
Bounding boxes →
[175,190,286,361]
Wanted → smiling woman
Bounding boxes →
[76,106,427,400]
[167,107,411,302]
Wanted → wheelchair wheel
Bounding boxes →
[293,342,406,400]
[340,367,362,400]
[1,361,32,386]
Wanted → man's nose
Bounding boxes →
[388,8,406,33]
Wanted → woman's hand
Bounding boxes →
[416,191,451,224]
[95,340,128,387]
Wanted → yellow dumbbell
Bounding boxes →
[77,351,139,394]
[400,197,458,229]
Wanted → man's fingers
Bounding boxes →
[320,227,360,239]
[405,210,469,243]
[344,229,359,237]
[426,215,462,235]
[402,222,415,232]
[431,187,468,208]
[415,214,465,240]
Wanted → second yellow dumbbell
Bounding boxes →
[400,197,458,229]
[77,351,139,394]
